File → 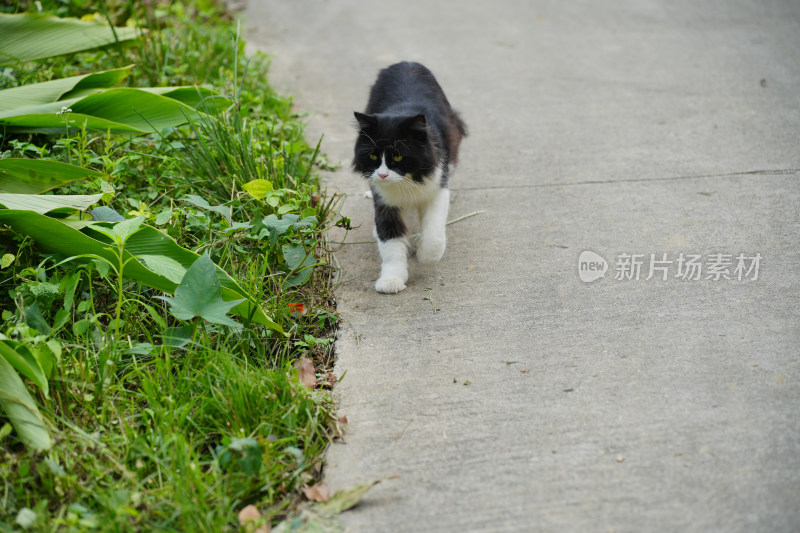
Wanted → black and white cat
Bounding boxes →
[353,62,467,293]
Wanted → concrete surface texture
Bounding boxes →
[245,1,800,531]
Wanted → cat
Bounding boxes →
[353,61,467,293]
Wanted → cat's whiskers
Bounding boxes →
[358,130,378,147]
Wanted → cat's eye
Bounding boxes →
[369,154,378,160]
[393,155,403,162]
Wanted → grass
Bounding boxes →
[0,1,346,530]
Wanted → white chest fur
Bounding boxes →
[371,164,445,210]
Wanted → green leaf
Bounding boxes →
[23,301,51,335]
[138,254,187,284]
[161,326,193,348]
[0,89,208,135]
[0,192,103,214]
[0,159,104,194]
[0,210,284,333]
[243,179,274,200]
[0,13,138,64]
[0,353,51,451]
[0,66,132,113]
[154,208,172,226]
[143,86,231,113]
[261,214,294,237]
[183,194,232,222]
[0,340,48,398]
[88,206,125,222]
[160,254,243,327]
[282,244,316,288]
[42,340,61,375]
[87,215,145,244]
[0,111,142,135]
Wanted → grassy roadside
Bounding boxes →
[1,1,345,530]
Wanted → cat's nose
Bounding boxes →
[378,171,389,179]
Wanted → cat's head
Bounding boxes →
[352,112,437,184]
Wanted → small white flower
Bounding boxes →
[16,508,37,529]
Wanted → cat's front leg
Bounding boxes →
[373,202,409,293]
[375,234,409,293]
[416,187,450,264]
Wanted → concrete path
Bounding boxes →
[245,1,800,531]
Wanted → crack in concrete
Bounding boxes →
[333,169,799,197]
[450,168,800,192]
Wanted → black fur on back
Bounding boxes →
[353,62,467,186]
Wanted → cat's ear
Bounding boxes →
[354,112,376,130]
[403,114,428,137]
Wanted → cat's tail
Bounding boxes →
[448,110,468,165]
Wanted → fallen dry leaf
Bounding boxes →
[319,480,378,514]
[295,355,316,389]
[337,415,349,425]
[238,504,261,525]
[302,482,330,502]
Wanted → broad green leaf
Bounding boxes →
[138,254,187,284]
[0,159,104,194]
[261,213,294,237]
[161,326,193,348]
[0,210,283,333]
[0,353,51,451]
[0,13,138,64]
[243,179,273,200]
[0,111,142,135]
[44,340,62,367]
[51,308,70,334]
[160,254,244,327]
[0,192,103,213]
[88,206,125,222]
[0,89,206,134]
[223,221,252,234]
[87,215,145,244]
[0,340,48,398]
[144,87,231,113]
[154,208,172,225]
[0,66,132,113]
[23,301,51,335]
[282,243,315,288]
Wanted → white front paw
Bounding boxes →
[415,235,445,264]
[375,276,406,293]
